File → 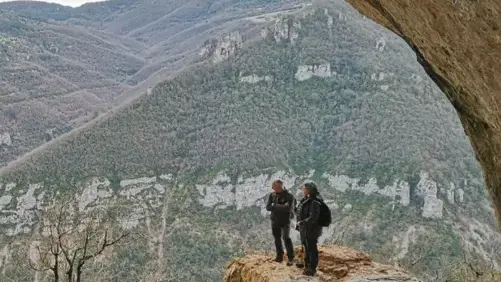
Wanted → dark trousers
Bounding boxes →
[272,224,295,259]
[301,236,319,270]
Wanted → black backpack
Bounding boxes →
[316,198,332,227]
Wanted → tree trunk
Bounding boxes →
[66,267,73,282]
[53,257,59,282]
[76,263,84,282]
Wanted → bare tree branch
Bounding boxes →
[29,195,130,282]
[81,231,129,262]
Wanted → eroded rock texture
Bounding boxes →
[224,245,421,282]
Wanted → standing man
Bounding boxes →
[296,182,323,276]
[266,180,296,266]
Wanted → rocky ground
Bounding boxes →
[224,245,421,282]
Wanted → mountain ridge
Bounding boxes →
[0,0,302,167]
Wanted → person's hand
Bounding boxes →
[295,222,302,231]
[284,202,289,207]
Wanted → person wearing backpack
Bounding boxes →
[295,182,331,276]
[265,180,296,266]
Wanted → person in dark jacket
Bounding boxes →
[295,182,322,276]
[266,180,296,265]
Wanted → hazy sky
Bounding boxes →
[0,0,103,7]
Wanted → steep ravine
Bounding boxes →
[344,0,501,225]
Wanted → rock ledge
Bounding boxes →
[224,245,422,282]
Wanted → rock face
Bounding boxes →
[239,73,273,84]
[295,64,335,81]
[224,245,422,282]
[260,17,302,43]
[200,32,243,63]
[0,133,11,147]
[344,0,501,225]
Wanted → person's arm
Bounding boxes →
[266,193,274,211]
[294,199,299,215]
[273,200,290,212]
[287,194,295,218]
[302,200,321,226]
[270,192,291,212]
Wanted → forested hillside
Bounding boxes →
[0,0,302,166]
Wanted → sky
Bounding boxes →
[0,0,103,7]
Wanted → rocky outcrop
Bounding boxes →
[200,32,243,63]
[295,64,335,81]
[224,245,422,282]
[0,133,12,147]
[195,170,451,218]
[0,169,471,237]
[416,171,443,219]
[239,73,273,84]
[344,0,501,226]
[261,17,302,44]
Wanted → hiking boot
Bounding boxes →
[274,254,283,263]
[286,258,294,266]
[295,261,305,268]
[303,268,315,276]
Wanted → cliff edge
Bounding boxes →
[224,245,422,282]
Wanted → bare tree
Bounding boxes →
[28,197,129,282]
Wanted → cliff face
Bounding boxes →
[344,0,501,226]
[224,245,421,282]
